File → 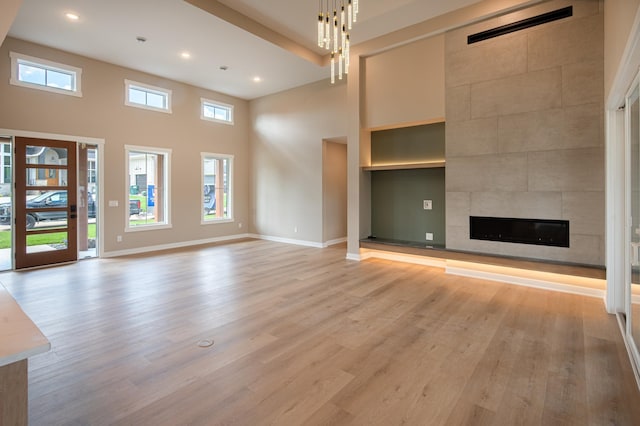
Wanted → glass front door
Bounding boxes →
[627,74,640,366]
[14,137,77,269]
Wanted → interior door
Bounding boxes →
[14,137,77,269]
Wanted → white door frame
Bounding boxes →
[0,128,105,261]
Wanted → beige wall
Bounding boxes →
[0,37,250,254]
[0,0,21,46]
[604,0,640,103]
[364,35,445,129]
[249,79,347,244]
[445,0,605,265]
[322,141,347,243]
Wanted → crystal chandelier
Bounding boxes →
[317,0,358,84]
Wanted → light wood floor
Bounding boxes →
[2,239,639,425]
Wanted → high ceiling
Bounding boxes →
[8,0,482,100]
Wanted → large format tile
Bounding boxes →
[446,192,471,227]
[446,117,498,157]
[446,34,527,88]
[562,60,604,107]
[528,148,604,192]
[471,68,562,119]
[528,14,603,72]
[446,153,528,192]
[445,85,471,122]
[562,191,605,237]
[498,103,602,153]
[470,191,563,220]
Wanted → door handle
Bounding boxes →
[70,204,77,212]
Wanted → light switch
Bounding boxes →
[423,200,432,210]
[108,200,119,207]
[426,233,434,241]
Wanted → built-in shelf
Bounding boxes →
[362,160,446,171]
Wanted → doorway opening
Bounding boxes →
[0,135,100,270]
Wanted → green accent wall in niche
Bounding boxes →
[371,122,445,164]
[371,168,446,246]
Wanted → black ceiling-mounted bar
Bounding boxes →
[467,6,573,44]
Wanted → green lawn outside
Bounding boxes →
[0,223,96,249]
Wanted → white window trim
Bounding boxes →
[125,145,172,232]
[201,152,234,225]
[200,98,234,125]
[10,51,83,97]
[125,79,172,114]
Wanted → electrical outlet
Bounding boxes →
[423,200,432,210]
[294,226,298,233]
[426,232,433,241]
[238,222,242,228]
[116,235,122,242]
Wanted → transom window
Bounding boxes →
[10,52,82,97]
[202,153,233,223]
[125,80,172,113]
[201,98,234,124]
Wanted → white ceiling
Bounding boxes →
[8,0,482,100]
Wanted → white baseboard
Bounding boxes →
[345,252,362,261]
[248,234,324,248]
[105,233,345,258]
[446,265,605,299]
[103,233,251,258]
[323,237,347,247]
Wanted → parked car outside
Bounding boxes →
[0,190,139,229]
[129,199,141,215]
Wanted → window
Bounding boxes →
[10,52,82,97]
[1,143,11,184]
[201,98,234,124]
[125,80,172,113]
[202,153,233,223]
[88,155,96,184]
[125,146,171,231]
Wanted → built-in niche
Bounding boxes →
[365,122,446,246]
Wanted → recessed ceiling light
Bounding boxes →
[253,76,262,83]
[181,52,191,59]
[65,12,79,21]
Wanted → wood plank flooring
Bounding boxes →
[1,239,639,425]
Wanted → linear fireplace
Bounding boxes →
[470,216,569,248]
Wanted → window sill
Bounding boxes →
[201,218,234,226]
[125,223,173,232]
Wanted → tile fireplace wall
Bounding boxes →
[444,0,604,265]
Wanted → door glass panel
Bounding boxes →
[630,83,640,348]
[26,190,67,211]
[26,168,65,187]
[25,213,68,230]
[26,145,67,165]
[26,231,68,253]
[0,137,11,271]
